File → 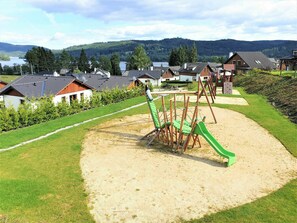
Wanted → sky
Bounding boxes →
[0,0,296,50]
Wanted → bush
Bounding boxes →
[0,86,144,132]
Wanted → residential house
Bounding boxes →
[224,52,275,74]
[279,50,297,73]
[123,67,177,86]
[0,75,93,110]
[72,73,138,91]
[179,63,213,81]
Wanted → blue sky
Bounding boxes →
[0,0,296,50]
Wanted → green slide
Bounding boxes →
[194,122,236,166]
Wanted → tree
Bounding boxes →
[126,45,151,70]
[110,54,121,76]
[188,43,198,63]
[98,55,112,72]
[0,63,3,75]
[169,49,179,66]
[90,56,99,72]
[25,47,55,73]
[177,46,187,65]
[78,49,89,73]
[59,50,71,69]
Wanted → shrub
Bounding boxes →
[0,86,144,132]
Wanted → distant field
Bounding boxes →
[271,70,297,77]
[0,75,20,83]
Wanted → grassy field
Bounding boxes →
[270,70,297,77]
[0,90,296,222]
[0,74,20,83]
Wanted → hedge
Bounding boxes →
[0,86,143,132]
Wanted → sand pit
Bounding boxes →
[80,107,297,223]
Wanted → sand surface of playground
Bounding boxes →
[80,107,297,223]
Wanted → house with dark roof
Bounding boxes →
[279,50,297,74]
[179,63,213,82]
[72,73,138,91]
[123,68,177,86]
[0,75,93,110]
[224,52,275,74]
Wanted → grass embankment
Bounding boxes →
[235,73,297,124]
[186,89,297,223]
[0,96,148,222]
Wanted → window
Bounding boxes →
[232,60,236,64]
[69,94,77,104]
[61,96,66,102]
[237,60,241,66]
[20,99,25,104]
[80,93,84,100]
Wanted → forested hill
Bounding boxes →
[61,38,297,61]
[1,38,296,61]
[0,42,36,57]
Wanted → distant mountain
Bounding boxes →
[0,42,37,57]
[60,38,297,61]
[1,38,296,61]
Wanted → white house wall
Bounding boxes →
[53,89,93,105]
[3,95,25,110]
[3,89,93,110]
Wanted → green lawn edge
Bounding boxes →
[1,89,296,222]
[0,96,148,222]
[184,88,297,223]
[0,96,145,149]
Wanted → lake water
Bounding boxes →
[0,57,26,66]
[0,57,169,71]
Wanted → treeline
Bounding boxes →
[0,86,143,132]
[24,47,122,75]
[234,69,297,124]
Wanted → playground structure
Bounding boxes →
[142,78,236,167]
[215,65,235,95]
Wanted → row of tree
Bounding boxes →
[1,42,206,75]
[168,44,198,66]
[24,47,123,75]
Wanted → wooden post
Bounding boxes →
[170,99,174,147]
[199,78,217,123]
[161,96,169,144]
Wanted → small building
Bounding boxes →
[179,63,213,81]
[224,51,275,74]
[279,50,297,73]
[0,75,93,110]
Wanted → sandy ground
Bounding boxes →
[80,107,297,223]
[178,95,249,105]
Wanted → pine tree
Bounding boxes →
[169,49,179,66]
[188,43,198,63]
[98,55,112,72]
[126,45,151,70]
[60,50,71,69]
[90,56,99,72]
[110,54,121,76]
[78,49,89,73]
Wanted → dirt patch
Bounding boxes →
[80,107,297,223]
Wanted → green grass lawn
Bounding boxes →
[270,70,297,77]
[0,74,20,83]
[0,90,296,222]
